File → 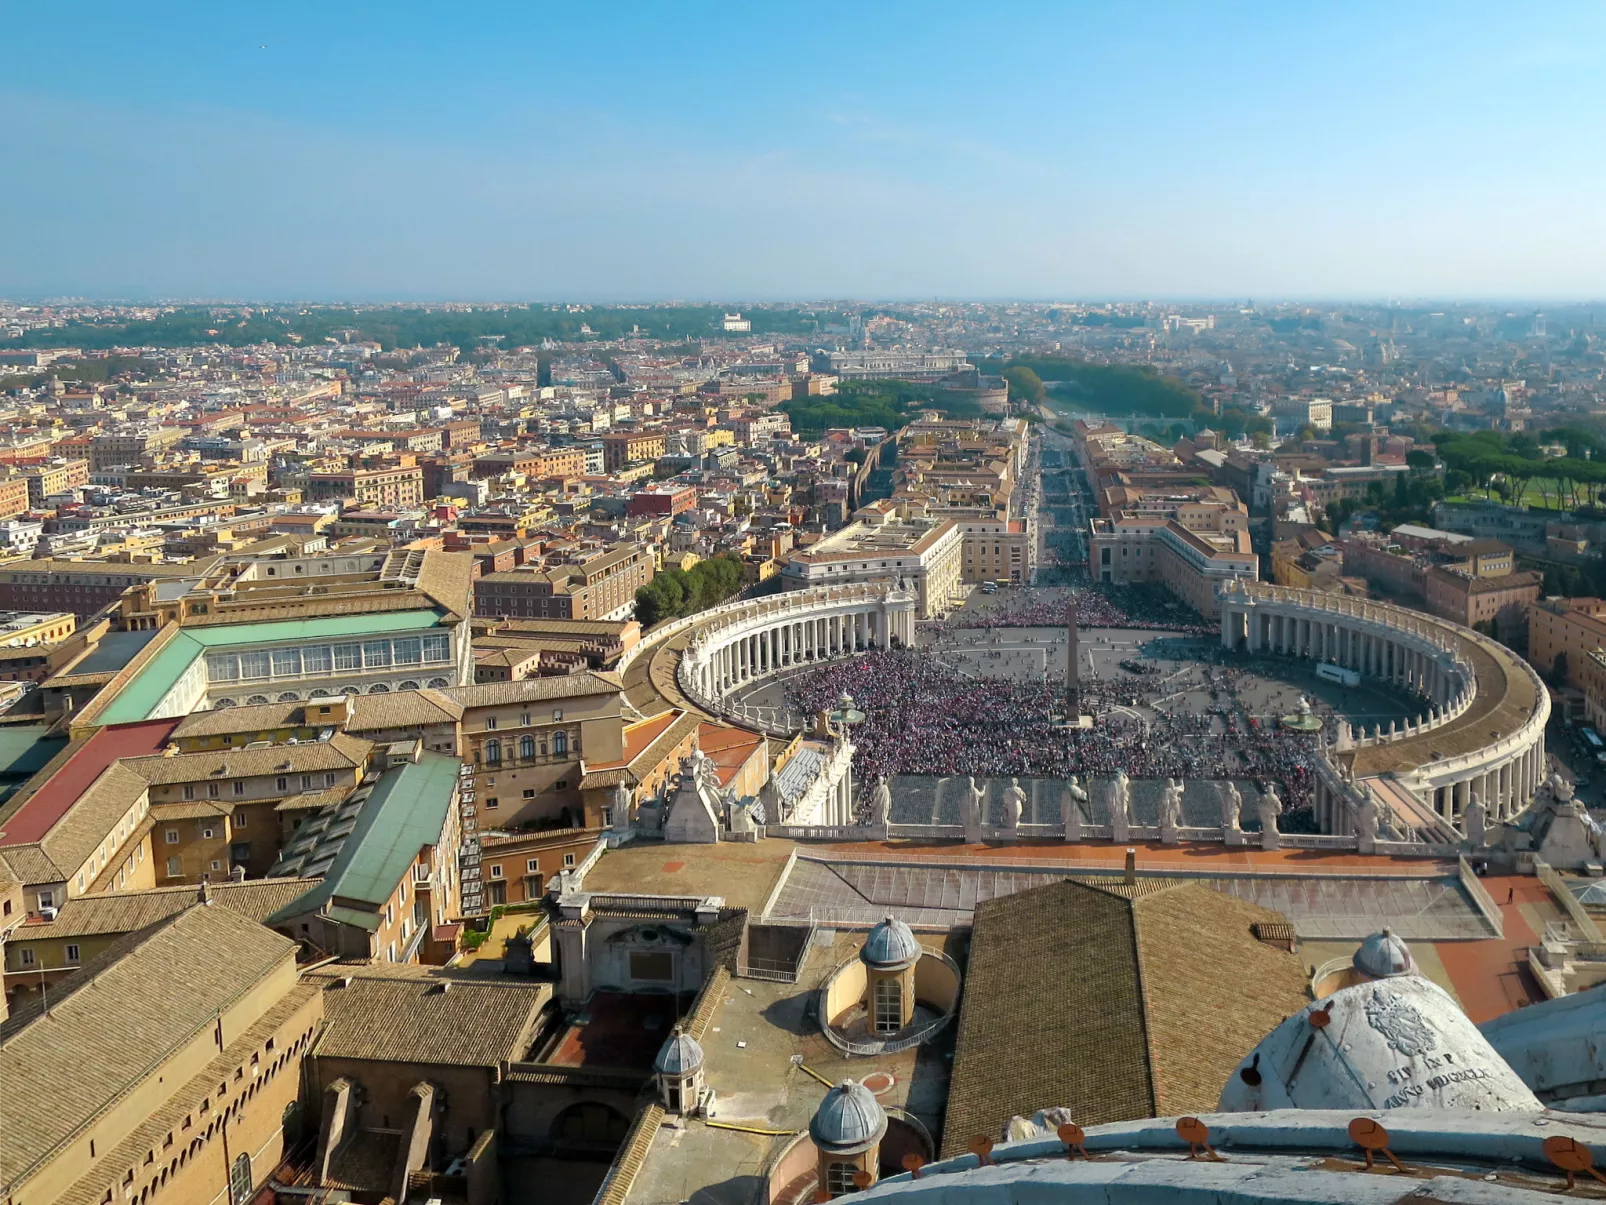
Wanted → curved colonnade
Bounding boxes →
[622,579,1548,844]
[1219,580,1548,837]
[674,584,919,734]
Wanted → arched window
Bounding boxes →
[552,1102,629,1146]
[368,683,389,694]
[873,977,902,1034]
[245,695,269,706]
[552,732,568,755]
[229,1152,252,1205]
[277,692,299,702]
[519,735,536,760]
[427,677,450,689]
[484,739,502,765]
[398,680,421,691]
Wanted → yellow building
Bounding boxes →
[0,903,324,1205]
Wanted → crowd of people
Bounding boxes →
[783,646,1323,816]
[926,583,1216,636]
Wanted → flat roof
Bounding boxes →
[93,609,447,726]
[65,629,160,677]
[0,725,67,781]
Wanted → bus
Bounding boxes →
[1316,662,1361,688]
[1580,728,1606,766]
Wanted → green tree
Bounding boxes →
[1003,366,1046,407]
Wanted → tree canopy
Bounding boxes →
[634,555,745,627]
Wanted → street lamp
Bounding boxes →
[826,690,866,735]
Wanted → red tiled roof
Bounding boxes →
[0,718,179,845]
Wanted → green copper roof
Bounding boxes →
[93,610,447,726]
[266,751,459,927]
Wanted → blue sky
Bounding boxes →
[4,1,1604,301]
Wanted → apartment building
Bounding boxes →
[306,464,425,508]
[87,426,187,470]
[958,519,1030,584]
[782,509,963,619]
[474,543,654,622]
[1089,515,1258,617]
[1422,565,1541,642]
[1528,597,1606,688]
[18,457,91,504]
[599,431,666,471]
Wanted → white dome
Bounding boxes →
[1354,928,1417,979]
[1218,973,1540,1114]
[810,1079,887,1155]
[861,915,921,970]
[653,1027,704,1075]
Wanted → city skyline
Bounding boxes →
[5,1,1606,300]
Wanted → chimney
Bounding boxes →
[1124,848,1136,885]
[197,876,214,905]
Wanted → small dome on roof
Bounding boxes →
[653,1026,704,1076]
[810,1079,887,1155]
[1354,928,1416,979]
[861,915,921,970]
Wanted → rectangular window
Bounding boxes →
[325,772,336,787]
[527,859,540,872]
[522,788,535,798]
[65,943,80,963]
[485,796,499,809]
[563,853,576,867]
[333,644,362,671]
[166,856,181,877]
[301,775,314,790]
[232,781,244,796]
[238,651,270,680]
[271,647,301,677]
[484,716,498,730]
[206,783,220,798]
[393,637,422,665]
[165,829,179,844]
[182,784,195,801]
[208,654,239,682]
[362,640,391,668]
[422,634,450,662]
[275,776,288,791]
[629,951,674,981]
[19,948,34,966]
[234,810,247,828]
[490,865,503,878]
[303,645,333,674]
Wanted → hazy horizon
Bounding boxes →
[6,1,1605,302]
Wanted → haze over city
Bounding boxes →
[6,0,1606,300]
[10,10,1606,1205]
